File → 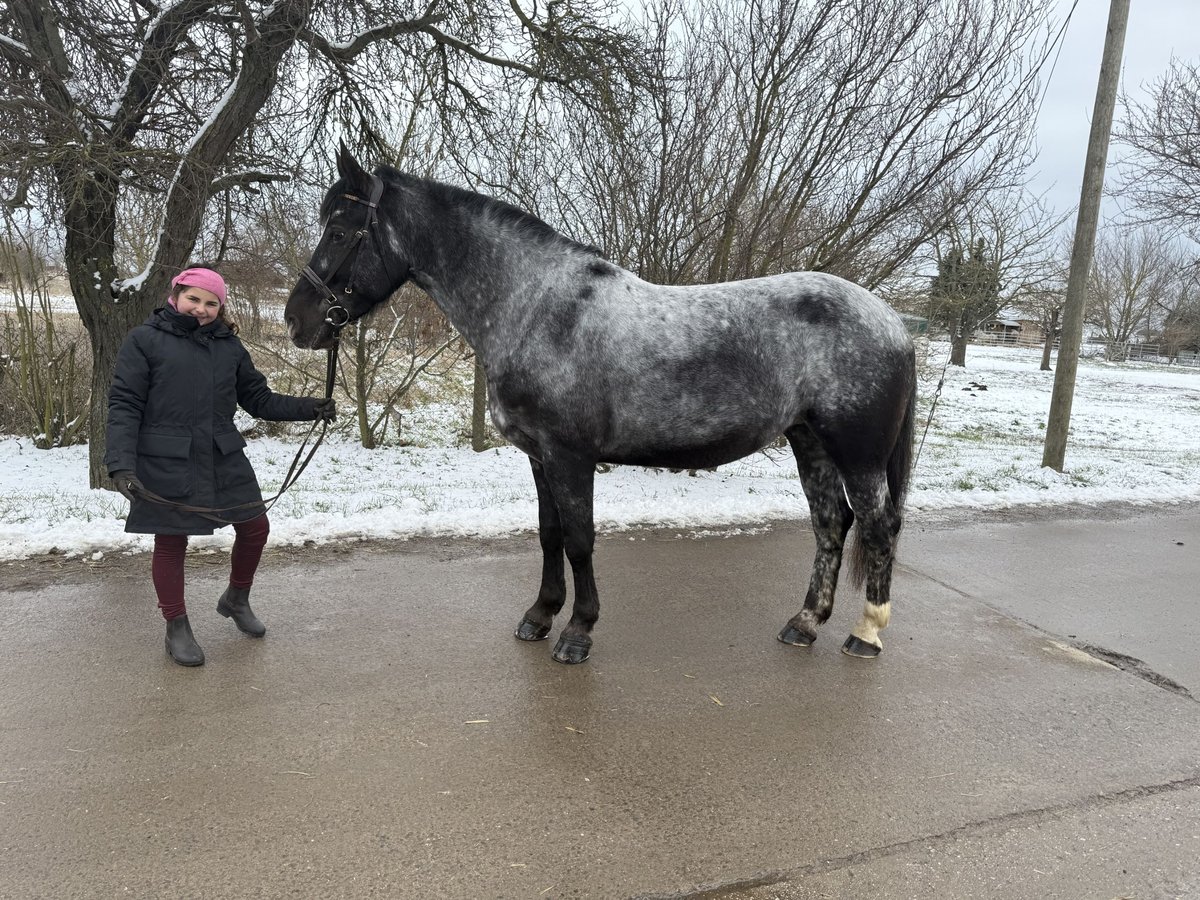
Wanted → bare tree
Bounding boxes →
[471,354,488,451]
[928,237,1000,366]
[1,0,651,486]
[474,0,1059,293]
[1117,59,1200,242]
[1159,273,1200,361]
[1086,227,1187,354]
[924,189,1066,366]
[1031,282,1067,371]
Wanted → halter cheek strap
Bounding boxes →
[301,173,392,330]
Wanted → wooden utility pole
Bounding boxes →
[1042,0,1131,471]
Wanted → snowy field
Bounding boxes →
[2,342,1199,561]
[0,286,78,314]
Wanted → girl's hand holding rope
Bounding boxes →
[111,470,145,502]
[312,398,337,422]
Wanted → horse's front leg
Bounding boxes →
[539,451,598,664]
[515,458,566,642]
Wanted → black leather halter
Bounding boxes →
[301,172,388,331]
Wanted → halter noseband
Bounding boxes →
[301,172,392,332]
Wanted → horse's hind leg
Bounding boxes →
[840,472,903,658]
[515,458,567,642]
[778,425,854,647]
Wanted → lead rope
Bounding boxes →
[913,342,952,471]
[131,338,340,525]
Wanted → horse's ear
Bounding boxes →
[336,142,369,190]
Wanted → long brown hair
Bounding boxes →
[170,262,239,334]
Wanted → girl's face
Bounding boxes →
[175,286,222,325]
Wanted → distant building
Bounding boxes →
[979,309,1044,344]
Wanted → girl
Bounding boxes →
[105,265,335,667]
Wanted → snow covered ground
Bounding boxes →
[0,286,78,314]
[2,342,1198,561]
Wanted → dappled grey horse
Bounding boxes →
[285,147,917,665]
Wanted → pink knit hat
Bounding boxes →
[168,267,227,308]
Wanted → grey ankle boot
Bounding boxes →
[165,616,204,666]
[216,586,266,637]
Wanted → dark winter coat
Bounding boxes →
[105,307,319,535]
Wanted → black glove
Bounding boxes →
[111,470,144,502]
[312,398,337,422]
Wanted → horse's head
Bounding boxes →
[284,144,410,349]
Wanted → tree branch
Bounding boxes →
[9,0,75,120]
[423,24,561,83]
[209,170,290,194]
[2,170,31,208]
[507,0,544,36]
[298,4,445,61]
[0,32,34,65]
[110,0,220,143]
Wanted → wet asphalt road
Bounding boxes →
[1,504,1198,899]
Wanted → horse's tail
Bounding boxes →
[849,360,917,589]
[886,368,918,517]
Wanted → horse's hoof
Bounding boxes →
[552,635,591,664]
[841,635,882,658]
[514,618,552,641]
[778,624,817,646]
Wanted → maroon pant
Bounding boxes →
[151,514,270,621]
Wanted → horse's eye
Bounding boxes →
[331,230,346,242]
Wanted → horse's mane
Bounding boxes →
[373,167,602,258]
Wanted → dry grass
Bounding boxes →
[0,306,92,444]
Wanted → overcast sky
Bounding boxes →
[1034,0,1200,218]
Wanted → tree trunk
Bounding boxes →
[57,150,138,488]
[471,354,488,452]
[1041,307,1058,371]
[950,310,969,366]
[355,323,374,449]
[84,302,148,488]
[67,197,152,488]
[949,334,967,366]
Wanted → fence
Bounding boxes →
[1080,341,1200,367]
[934,331,1200,368]
[971,332,1048,350]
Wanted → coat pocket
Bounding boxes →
[136,431,193,498]
[213,429,248,456]
[212,428,255,497]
